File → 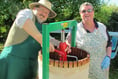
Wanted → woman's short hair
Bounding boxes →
[79,2,94,12]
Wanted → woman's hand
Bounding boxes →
[101,56,111,70]
[49,43,55,53]
[65,42,71,53]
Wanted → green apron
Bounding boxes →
[0,22,42,79]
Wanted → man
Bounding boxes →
[0,0,57,79]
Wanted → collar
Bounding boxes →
[83,19,99,33]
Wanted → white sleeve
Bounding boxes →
[15,9,33,28]
[50,36,60,46]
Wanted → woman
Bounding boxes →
[66,2,112,79]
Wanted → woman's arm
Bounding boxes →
[106,30,112,57]
[106,46,112,58]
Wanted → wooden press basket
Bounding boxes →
[49,47,90,68]
[38,47,90,79]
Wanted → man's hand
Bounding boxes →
[101,56,111,70]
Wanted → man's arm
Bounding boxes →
[22,18,55,52]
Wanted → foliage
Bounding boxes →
[0,44,3,52]
[0,26,8,42]
[0,0,118,41]
[0,0,33,43]
[95,4,112,24]
[95,1,118,31]
[0,0,33,23]
[49,0,101,22]
[108,8,118,31]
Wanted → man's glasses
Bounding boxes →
[81,9,93,13]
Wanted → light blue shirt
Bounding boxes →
[15,9,33,28]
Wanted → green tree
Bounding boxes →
[0,0,117,42]
[49,0,101,22]
[108,8,118,31]
[95,4,113,29]
[0,0,33,43]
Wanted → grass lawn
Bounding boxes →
[110,69,118,79]
[0,43,118,79]
[109,55,118,79]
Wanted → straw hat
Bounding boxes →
[29,0,57,18]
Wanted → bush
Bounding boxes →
[108,8,118,31]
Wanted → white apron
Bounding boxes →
[76,23,109,79]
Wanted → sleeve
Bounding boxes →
[106,29,112,47]
[15,9,33,28]
[49,36,60,47]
